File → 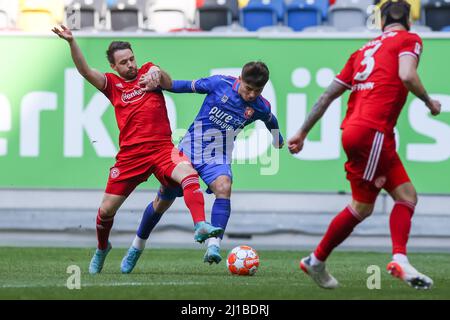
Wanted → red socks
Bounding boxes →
[181,174,205,225]
[390,201,415,255]
[314,206,363,262]
[96,209,114,250]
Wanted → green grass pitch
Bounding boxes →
[0,247,448,300]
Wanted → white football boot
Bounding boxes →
[387,261,433,290]
[300,255,339,289]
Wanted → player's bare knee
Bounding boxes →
[153,196,172,214]
[392,184,418,206]
[351,201,374,219]
[98,206,116,219]
[213,178,232,198]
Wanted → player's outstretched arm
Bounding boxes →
[288,80,346,154]
[264,113,284,149]
[399,55,441,116]
[52,25,106,91]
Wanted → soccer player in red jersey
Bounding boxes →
[52,25,223,274]
[288,0,441,289]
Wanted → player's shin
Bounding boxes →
[210,198,231,244]
[390,201,415,258]
[313,206,363,263]
[133,201,164,250]
[181,174,206,224]
[96,209,114,250]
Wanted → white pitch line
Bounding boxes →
[0,281,205,289]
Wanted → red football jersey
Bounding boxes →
[336,30,423,133]
[101,62,172,148]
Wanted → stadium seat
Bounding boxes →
[442,25,450,31]
[257,25,294,32]
[106,0,145,31]
[424,0,450,31]
[302,0,329,20]
[197,4,233,31]
[0,0,18,28]
[302,25,338,31]
[200,0,240,21]
[348,25,381,33]
[211,22,247,32]
[328,0,367,31]
[238,0,250,7]
[65,0,105,30]
[410,24,433,32]
[285,0,322,31]
[17,0,65,32]
[0,10,8,29]
[240,0,278,31]
[147,0,193,32]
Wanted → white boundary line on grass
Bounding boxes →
[0,281,205,289]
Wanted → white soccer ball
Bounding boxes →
[226,245,260,276]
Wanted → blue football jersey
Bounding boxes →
[178,75,272,165]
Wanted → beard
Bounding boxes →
[123,67,138,80]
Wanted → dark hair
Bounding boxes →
[106,41,133,64]
[380,0,411,31]
[241,61,269,88]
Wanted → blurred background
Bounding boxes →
[0,0,449,252]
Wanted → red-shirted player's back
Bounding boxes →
[336,30,423,134]
[101,62,172,149]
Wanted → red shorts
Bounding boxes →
[105,141,190,197]
[342,125,411,203]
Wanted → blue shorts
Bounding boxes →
[157,162,233,201]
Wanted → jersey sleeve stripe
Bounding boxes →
[334,77,352,90]
[399,52,418,59]
[191,80,197,93]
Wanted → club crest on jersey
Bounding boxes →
[221,95,229,103]
[244,106,255,119]
[110,167,120,179]
[121,88,146,103]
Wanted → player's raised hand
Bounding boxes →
[288,132,305,154]
[52,25,73,42]
[139,66,161,91]
[426,99,441,116]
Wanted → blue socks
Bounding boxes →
[211,198,231,239]
[136,202,163,240]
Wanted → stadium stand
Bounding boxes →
[147,0,194,32]
[442,25,450,31]
[65,0,105,31]
[257,24,294,32]
[106,0,145,31]
[410,24,432,32]
[200,0,240,21]
[285,0,322,31]
[328,0,367,31]
[211,22,247,32]
[0,0,18,29]
[197,0,235,31]
[17,0,64,32]
[238,0,250,7]
[1,0,450,33]
[424,0,450,31]
[240,0,278,31]
[303,24,338,31]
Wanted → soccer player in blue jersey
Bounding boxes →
[120,61,284,273]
